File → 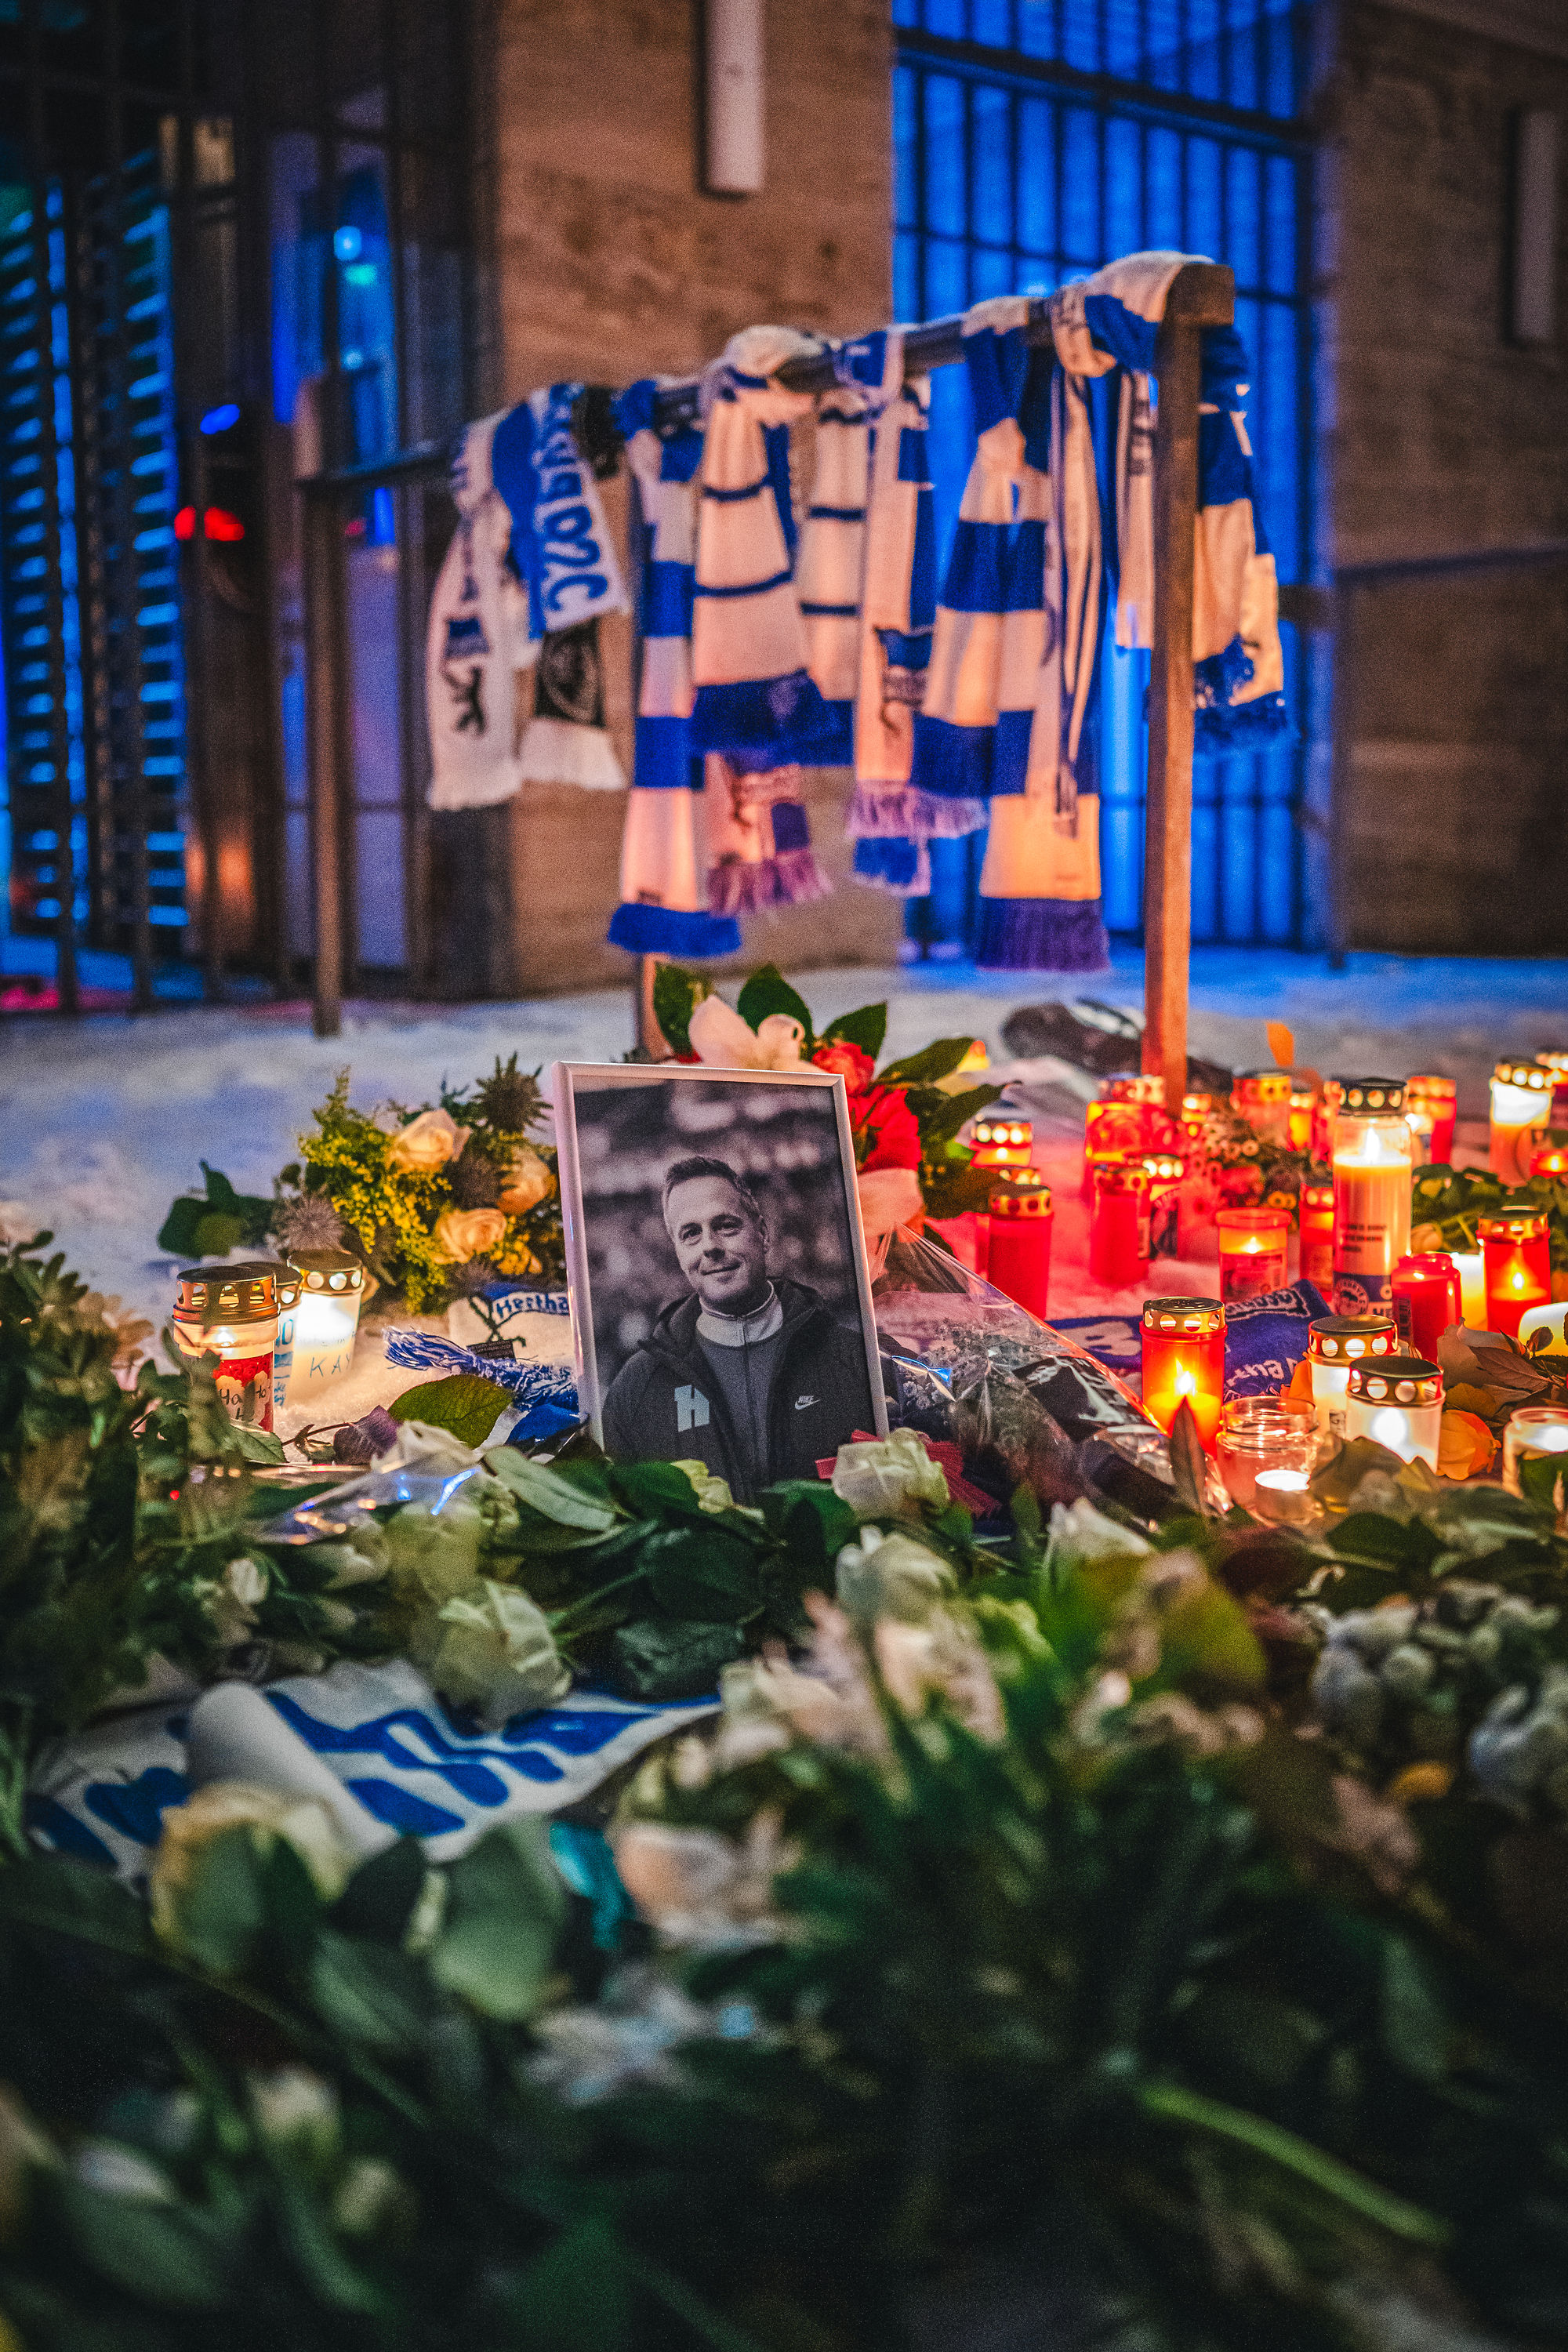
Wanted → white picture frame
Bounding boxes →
[551,1061,889,1490]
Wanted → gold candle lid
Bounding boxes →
[971,1117,1033,1149]
[175,1262,281,1325]
[1494,1058,1552,1091]
[1337,1076,1405,1115]
[989,1171,1052,1218]
[288,1244,366,1294]
[1308,1314,1396,1360]
[1479,1195,1548,1241]
[1139,1151,1185,1183]
[1142,1295,1224,1334]
[1347,1355,1442,1406]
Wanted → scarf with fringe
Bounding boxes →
[1050,249,1287,750]
[425,409,536,811]
[691,326,832,768]
[514,382,630,789]
[703,755,830,916]
[606,382,742,958]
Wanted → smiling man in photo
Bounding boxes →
[599,1155,875,1500]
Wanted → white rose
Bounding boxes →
[150,1783,352,1955]
[687,996,806,1071]
[372,1418,485,1475]
[831,1428,949,1518]
[249,2069,339,2162]
[426,1580,571,1727]
[384,1106,470,1174]
[673,1459,739,1515]
[834,1523,956,1624]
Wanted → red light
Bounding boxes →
[204,506,245,543]
[174,505,196,539]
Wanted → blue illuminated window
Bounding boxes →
[895,0,1316,949]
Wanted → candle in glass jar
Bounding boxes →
[1235,1069,1292,1148]
[1216,1203,1291,1302]
[1312,1078,1343,1165]
[1298,1180,1335,1293]
[1405,1076,1457,1167]
[1530,1130,1568,1180]
[1404,1102,1435,1167]
[1490,1058,1553,1181]
[1140,1297,1225,1450]
[986,1174,1053,1319]
[1390,1250,1464,1360]
[1307,1313,1398,1435]
[1083,1098,1145,1199]
[1503,1403,1568,1497]
[286,1247,368,1403]
[1090,1162,1150,1287]
[1345,1355,1443,1469]
[1331,1077,1412,1314]
[170,1261,282,1431]
[1215,1397,1318,1515]
[1180,1091,1222,1150]
[1451,1250,1486,1328]
[1480,1197,1552,1339]
[1289,1087,1316,1152]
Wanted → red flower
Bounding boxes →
[857,1083,923,1172]
[811,1038,874,1094]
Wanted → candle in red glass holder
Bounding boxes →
[986,1174,1053,1319]
[1391,1250,1464,1359]
[1405,1076,1456,1167]
[1405,1102,1435,1167]
[1235,1069,1291,1148]
[1180,1091,1221,1149]
[1083,1098,1145,1198]
[1090,1162,1150,1287]
[1481,1196,1552,1339]
[969,1116,1033,1174]
[1298,1180,1334,1292]
[1141,1150,1185,1260]
[1216,1204,1291,1302]
[1289,1087,1316,1152]
[1530,1130,1568,1180]
[1141,1296,1226,1450]
[1332,1078,1412,1315]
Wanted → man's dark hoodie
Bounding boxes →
[600,1277,875,1501]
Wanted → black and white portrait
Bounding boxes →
[552,1065,887,1498]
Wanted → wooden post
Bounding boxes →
[303,489,349,1040]
[635,953,677,1058]
[1142,262,1235,1111]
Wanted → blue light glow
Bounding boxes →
[333,225,362,262]
[199,402,241,435]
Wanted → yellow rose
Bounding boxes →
[495,1145,555,1216]
[385,1107,470,1174]
[433,1205,506,1262]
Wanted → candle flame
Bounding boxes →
[1174,1363,1197,1397]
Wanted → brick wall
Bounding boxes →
[472,0,902,994]
[1319,3,1568,950]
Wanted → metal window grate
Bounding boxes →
[894,0,1318,950]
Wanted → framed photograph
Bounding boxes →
[552,1063,888,1496]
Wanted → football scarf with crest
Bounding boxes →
[425,409,536,811]
[514,381,630,789]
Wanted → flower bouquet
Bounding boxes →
[158,1058,564,1316]
[649,962,1004,1235]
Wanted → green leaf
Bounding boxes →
[876,1036,978,1086]
[916,1083,1006,1145]
[641,1523,763,1621]
[57,2180,231,2311]
[1138,2079,1450,2247]
[328,1838,429,1946]
[156,1162,274,1257]
[176,1826,270,1977]
[310,1931,428,2054]
[229,1422,286,1466]
[512,2218,633,2352]
[609,1457,713,1519]
[430,1820,564,2021]
[191,1213,245,1258]
[609,1616,746,1701]
[0,1860,151,1960]
[822,1001,887,1062]
[1519,1450,1566,1513]
[1330,1512,1439,1570]
[735,964,815,1049]
[486,1450,622,1534]
[757,1480,858,1572]
[652,963,709,1058]
[388,1374,513,1447]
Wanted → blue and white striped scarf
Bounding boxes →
[691,326,832,767]
[425,409,536,811]
[513,382,629,789]
[605,380,741,959]
[1050,251,1287,750]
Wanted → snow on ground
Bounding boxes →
[1,947,1564,1347]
